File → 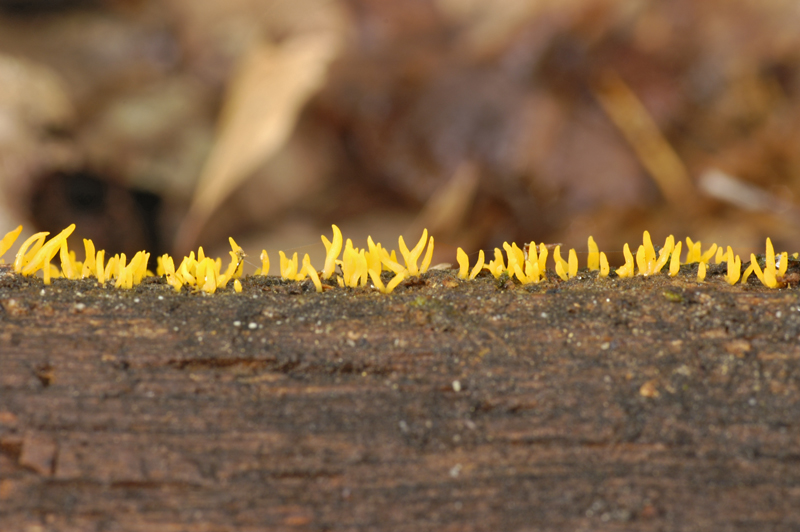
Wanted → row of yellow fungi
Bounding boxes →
[0,225,794,294]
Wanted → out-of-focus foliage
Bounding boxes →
[2,0,800,267]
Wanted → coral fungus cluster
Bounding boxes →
[0,225,796,294]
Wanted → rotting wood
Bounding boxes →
[1,270,800,531]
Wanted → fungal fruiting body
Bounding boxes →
[0,226,794,293]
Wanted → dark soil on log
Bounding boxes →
[2,264,800,531]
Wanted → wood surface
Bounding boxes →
[2,268,800,531]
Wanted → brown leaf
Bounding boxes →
[177,32,342,251]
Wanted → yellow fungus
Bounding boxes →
[61,241,79,280]
[503,242,525,274]
[456,248,469,279]
[568,249,578,278]
[487,248,505,279]
[22,225,76,282]
[511,259,526,284]
[714,246,725,264]
[234,279,242,293]
[260,250,270,276]
[587,236,599,270]
[615,244,635,278]
[635,245,647,276]
[420,236,434,274]
[82,239,96,278]
[469,250,484,280]
[299,254,322,292]
[726,248,741,285]
[0,225,22,261]
[93,250,105,284]
[321,225,343,280]
[697,261,706,282]
[599,252,609,278]
[553,246,568,276]
[14,231,49,273]
[399,229,429,277]
[555,260,568,281]
[537,243,548,274]
[748,253,766,286]
[778,251,788,278]
[669,241,682,277]
[699,243,718,264]
[652,235,674,275]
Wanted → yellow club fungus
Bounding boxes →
[615,244,635,278]
[2,222,798,294]
[587,236,599,271]
[469,250,484,280]
[513,256,542,284]
[669,241,682,277]
[260,250,270,276]
[15,231,49,274]
[599,252,609,278]
[299,254,322,292]
[553,246,568,278]
[321,224,343,280]
[714,246,725,264]
[234,279,242,293]
[420,236,434,274]
[568,249,578,279]
[536,243,548,274]
[651,235,674,275]
[95,249,106,284]
[398,229,431,277]
[82,239,96,279]
[456,248,470,279]
[0,225,22,262]
[369,268,407,294]
[339,239,368,288]
[725,247,741,285]
[487,248,506,279]
[279,251,300,281]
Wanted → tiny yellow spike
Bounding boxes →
[321,225,343,280]
[456,248,469,279]
[14,231,49,273]
[469,250,485,280]
[385,270,407,293]
[537,243,548,273]
[568,248,577,278]
[555,260,568,281]
[587,236,599,271]
[368,268,386,293]
[260,250,270,276]
[726,248,741,286]
[652,236,674,274]
[95,250,105,284]
[699,243,718,264]
[599,252,609,278]
[669,241,682,277]
[420,237,434,274]
[553,246,568,274]
[714,246,725,264]
[635,245,647,276]
[615,244,634,278]
[0,225,22,260]
[778,251,788,278]
[234,279,242,293]
[697,261,706,282]
[749,253,765,285]
[642,231,656,266]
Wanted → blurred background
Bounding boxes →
[2,0,800,271]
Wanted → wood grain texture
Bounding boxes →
[1,270,800,531]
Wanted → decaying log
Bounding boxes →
[2,269,800,531]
